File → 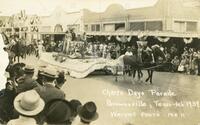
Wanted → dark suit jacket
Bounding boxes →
[16,77,39,94]
[0,89,16,122]
[34,84,65,104]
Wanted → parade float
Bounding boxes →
[39,52,111,78]
[38,40,115,78]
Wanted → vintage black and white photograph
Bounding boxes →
[0,0,200,125]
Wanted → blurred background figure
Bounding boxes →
[0,33,9,90]
[125,47,133,56]
[171,56,180,72]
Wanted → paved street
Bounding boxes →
[22,56,200,125]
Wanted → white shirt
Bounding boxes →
[72,118,90,125]
[0,34,9,90]
[99,44,104,51]
[103,45,107,52]
[10,39,16,46]
[74,122,89,125]
[7,116,37,125]
[38,44,44,53]
[125,51,133,56]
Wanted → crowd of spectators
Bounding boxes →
[4,30,200,76]
[6,32,200,76]
[0,62,99,125]
[154,43,200,75]
[74,41,200,75]
[1,31,200,125]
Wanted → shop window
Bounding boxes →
[91,24,100,31]
[130,22,145,31]
[146,21,162,31]
[115,23,125,31]
[173,21,185,32]
[186,22,197,32]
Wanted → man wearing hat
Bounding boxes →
[44,99,73,125]
[7,90,45,125]
[73,101,99,125]
[34,68,65,104]
[13,65,39,94]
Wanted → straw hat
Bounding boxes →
[39,67,59,79]
[14,90,45,116]
[24,65,35,73]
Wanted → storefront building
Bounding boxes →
[83,0,200,37]
[1,0,200,41]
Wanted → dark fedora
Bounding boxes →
[69,99,82,117]
[78,101,99,122]
[45,99,72,124]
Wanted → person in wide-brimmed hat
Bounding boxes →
[34,67,65,104]
[39,68,59,80]
[44,99,72,125]
[36,67,59,86]
[7,90,44,125]
[76,101,99,125]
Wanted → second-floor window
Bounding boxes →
[129,21,163,31]
[186,22,197,32]
[91,24,100,31]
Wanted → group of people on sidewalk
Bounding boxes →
[0,61,99,125]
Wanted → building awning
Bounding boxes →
[85,31,200,38]
[39,32,66,35]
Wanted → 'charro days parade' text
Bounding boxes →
[102,89,176,99]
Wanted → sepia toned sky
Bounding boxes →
[0,0,158,16]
